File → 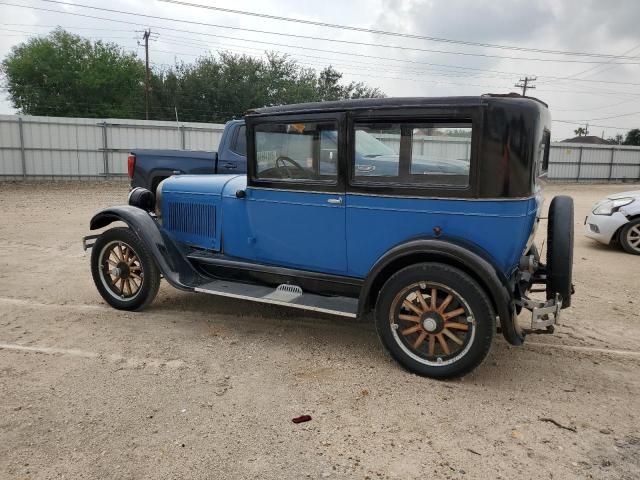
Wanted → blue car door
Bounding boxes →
[244,115,347,275]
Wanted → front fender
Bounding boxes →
[358,237,525,346]
[90,206,202,291]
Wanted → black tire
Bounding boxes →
[375,263,495,379]
[91,227,160,311]
[546,195,574,308]
[619,218,640,255]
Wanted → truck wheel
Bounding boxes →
[375,263,494,379]
[546,196,574,307]
[91,227,160,311]
[619,219,640,255]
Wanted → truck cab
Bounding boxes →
[84,95,573,379]
[128,119,247,193]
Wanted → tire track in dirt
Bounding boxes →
[1,296,639,359]
[0,342,185,369]
[0,239,85,259]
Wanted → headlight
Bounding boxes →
[155,179,166,218]
[593,197,634,215]
[128,187,155,212]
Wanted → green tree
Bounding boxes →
[1,29,145,118]
[574,127,586,137]
[623,128,640,146]
[2,30,384,121]
[159,52,384,122]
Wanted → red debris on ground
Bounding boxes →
[292,415,312,424]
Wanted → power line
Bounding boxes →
[0,22,138,33]
[5,0,640,65]
[565,111,640,122]
[159,34,640,87]
[154,36,516,80]
[553,98,638,113]
[543,42,640,84]
[0,19,537,80]
[159,0,640,60]
[5,22,640,101]
[7,20,640,90]
[552,120,630,130]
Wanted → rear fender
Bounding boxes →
[90,206,202,291]
[359,237,525,346]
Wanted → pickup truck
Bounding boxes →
[127,119,247,192]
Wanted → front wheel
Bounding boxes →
[375,263,495,379]
[91,227,160,311]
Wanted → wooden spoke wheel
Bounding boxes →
[375,263,495,379]
[91,227,160,311]
[99,240,144,300]
[390,282,474,365]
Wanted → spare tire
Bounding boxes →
[546,195,574,308]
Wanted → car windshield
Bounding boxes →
[355,130,397,157]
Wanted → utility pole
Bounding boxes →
[515,76,537,96]
[143,29,151,120]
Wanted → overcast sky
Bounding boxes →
[1,0,640,140]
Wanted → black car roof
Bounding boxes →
[246,94,547,116]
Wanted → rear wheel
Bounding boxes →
[375,263,494,379]
[620,219,640,255]
[91,227,160,311]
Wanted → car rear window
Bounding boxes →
[352,121,472,188]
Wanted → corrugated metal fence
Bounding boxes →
[1,114,640,182]
[374,133,472,164]
[0,114,225,179]
[548,142,640,181]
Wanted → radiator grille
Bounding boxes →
[166,201,216,240]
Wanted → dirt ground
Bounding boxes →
[0,181,639,480]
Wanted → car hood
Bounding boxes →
[358,154,468,173]
[607,190,640,200]
[161,174,243,196]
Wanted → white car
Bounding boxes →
[585,191,640,255]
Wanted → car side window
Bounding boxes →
[231,125,247,156]
[352,121,472,187]
[254,121,338,183]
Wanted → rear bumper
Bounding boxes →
[584,212,628,245]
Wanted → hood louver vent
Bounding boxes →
[165,201,216,246]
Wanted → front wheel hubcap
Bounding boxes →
[627,225,640,251]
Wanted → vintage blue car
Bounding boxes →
[84,95,574,378]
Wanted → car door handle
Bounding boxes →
[327,197,343,205]
[222,163,237,169]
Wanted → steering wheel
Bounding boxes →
[275,156,306,178]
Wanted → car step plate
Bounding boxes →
[194,280,358,318]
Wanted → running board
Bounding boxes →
[194,280,358,318]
